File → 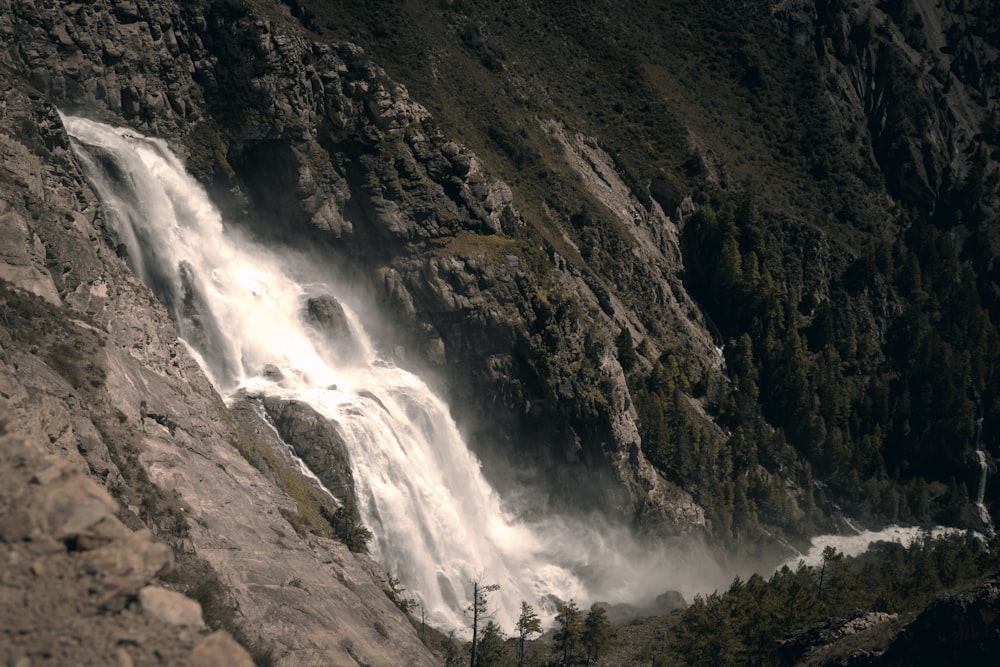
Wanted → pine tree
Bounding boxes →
[582,604,614,664]
[469,579,500,667]
[477,621,513,667]
[553,600,584,666]
[514,602,542,667]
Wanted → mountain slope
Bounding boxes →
[1,0,999,662]
[292,0,1000,536]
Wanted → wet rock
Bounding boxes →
[261,397,356,504]
[305,295,361,362]
[261,364,283,380]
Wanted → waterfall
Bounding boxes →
[63,114,740,634]
[973,417,994,534]
[63,114,597,631]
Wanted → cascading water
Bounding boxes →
[74,116,777,640]
[62,114,597,631]
[973,416,994,535]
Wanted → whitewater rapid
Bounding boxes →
[776,524,966,571]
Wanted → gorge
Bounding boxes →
[2,0,1000,664]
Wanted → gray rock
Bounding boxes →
[138,585,205,628]
[189,631,255,667]
[261,397,356,504]
[305,295,362,362]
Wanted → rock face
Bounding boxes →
[876,578,1000,666]
[0,18,438,663]
[0,421,253,666]
[777,579,1000,666]
[778,611,900,665]
[0,0,714,534]
[261,396,357,504]
[775,0,999,219]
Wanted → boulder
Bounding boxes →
[305,294,362,363]
[138,585,206,628]
[189,631,255,667]
[261,396,356,504]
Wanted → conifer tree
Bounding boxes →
[582,603,614,664]
[553,600,584,666]
[477,621,513,667]
[514,601,541,667]
[468,578,500,667]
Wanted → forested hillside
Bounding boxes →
[292,0,1000,542]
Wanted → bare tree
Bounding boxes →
[468,577,500,667]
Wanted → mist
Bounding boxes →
[63,113,746,635]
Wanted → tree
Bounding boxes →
[477,621,513,667]
[616,326,638,371]
[469,578,500,667]
[443,631,465,667]
[582,604,614,664]
[816,545,843,601]
[515,601,542,667]
[553,600,584,666]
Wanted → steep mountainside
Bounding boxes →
[1,0,999,664]
[296,0,1000,536]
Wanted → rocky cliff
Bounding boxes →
[1,0,718,537]
[0,5,440,662]
[1,0,999,663]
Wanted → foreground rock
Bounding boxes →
[876,578,1000,666]
[777,579,1000,665]
[0,420,252,666]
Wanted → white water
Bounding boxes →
[62,115,732,632]
[776,524,964,571]
[973,417,994,534]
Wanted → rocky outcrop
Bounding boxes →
[777,579,1000,666]
[260,396,356,504]
[876,578,1000,666]
[0,37,437,664]
[778,610,899,665]
[305,294,360,360]
[0,419,253,666]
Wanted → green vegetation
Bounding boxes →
[552,600,584,666]
[515,602,542,667]
[656,531,1000,666]
[680,192,1000,527]
[226,425,372,552]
